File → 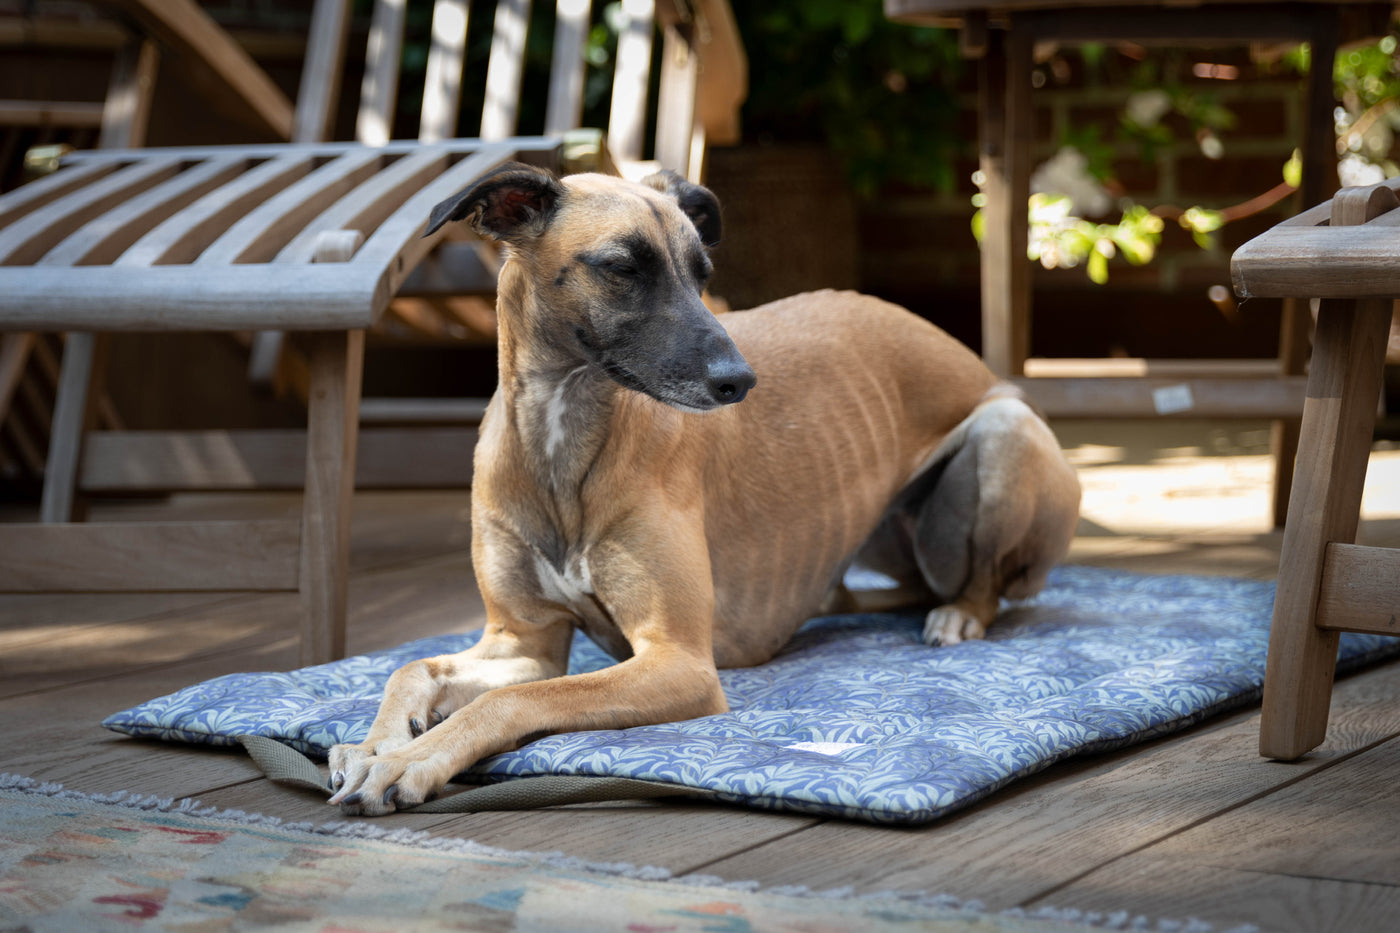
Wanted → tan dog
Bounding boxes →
[327,164,1081,815]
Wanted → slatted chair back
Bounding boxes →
[293,0,740,180]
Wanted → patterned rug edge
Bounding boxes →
[0,771,1258,933]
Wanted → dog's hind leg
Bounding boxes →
[908,394,1080,646]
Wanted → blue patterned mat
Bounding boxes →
[104,566,1399,825]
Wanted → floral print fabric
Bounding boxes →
[103,567,1399,825]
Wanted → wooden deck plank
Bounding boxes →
[1036,738,1400,932]
[1037,856,1400,933]
[199,780,820,874]
[1135,734,1400,885]
[692,658,1400,906]
[78,427,480,491]
[0,520,301,593]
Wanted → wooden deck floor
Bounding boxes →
[2,420,1398,932]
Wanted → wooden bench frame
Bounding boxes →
[1232,179,1400,760]
[0,0,746,666]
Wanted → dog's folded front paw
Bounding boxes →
[326,745,453,816]
[922,605,987,647]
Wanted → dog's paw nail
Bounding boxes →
[429,709,445,727]
[409,718,424,738]
[340,791,363,807]
[382,784,399,807]
[331,770,345,791]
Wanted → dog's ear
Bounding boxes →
[642,170,721,247]
[425,162,565,241]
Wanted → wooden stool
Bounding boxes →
[1232,181,1400,759]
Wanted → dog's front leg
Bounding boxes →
[328,515,728,816]
[326,615,572,802]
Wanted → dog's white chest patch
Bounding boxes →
[534,551,595,610]
[544,365,588,460]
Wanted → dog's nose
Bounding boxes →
[706,359,756,405]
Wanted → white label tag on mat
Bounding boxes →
[1152,383,1194,415]
[785,742,864,756]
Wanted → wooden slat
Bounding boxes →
[102,0,295,140]
[1233,223,1400,298]
[61,139,519,162]
[78,427,479,491]
[398,240,500,294]
[116,154,319,267]
[194,149,386,266]
[356,0,408,146]
[354,144,522,278]
[544,0,591,135]
[653,24,699,176]
[0,157,184,265]
[1021,357,1283,378]
[0,333,34,426]
[39,157,248,267]
[359,398,489,424]
[98,36,158,149]
[1315,543,1400,636]
[1016,375,1307,419]
[0,101,105,127]
[274,149,451,264]
[1015,5,1327,43]
[0,160,121,229]
[419,0,470,143]
[2,405,46,477]
[609,0,655,163]
[480,0,532,139]
[293,0,353,144]
[0,521,300,592]
[0,264,382,330]
[691,0,746,147]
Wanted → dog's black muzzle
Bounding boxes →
[704,344,756,406]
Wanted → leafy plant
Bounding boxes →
[731,0,964,195]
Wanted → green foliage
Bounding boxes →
[1022,194,1164,285]
[732,0,964,195]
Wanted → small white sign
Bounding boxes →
[784,742,864,756]
[1152,383,1195,415]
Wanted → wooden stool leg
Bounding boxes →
[1269,13,1340,528]
[298,330,364,666]
[1260,296,1390,759]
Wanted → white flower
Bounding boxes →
[1031,146,1113,217]
[1125,89,1171,128]
[1338,155,1386,188]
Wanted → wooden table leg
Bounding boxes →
[977,21,1031,378]
[298,329,364,666]
[1260,296,1389,759]
[39,333,107,524]
[1269,9,1341,529]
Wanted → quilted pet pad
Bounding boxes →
[103,566,1399,824]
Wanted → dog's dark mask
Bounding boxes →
[427,162,755,411]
